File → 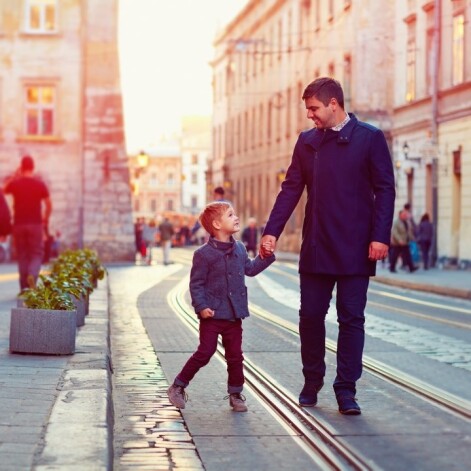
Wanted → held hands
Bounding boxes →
[200,308,215,319]
[368,241,389,261]
[259,235,276,259]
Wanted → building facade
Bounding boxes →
[211,0,470,266]
[211,0,395,251]
[392,0,471,267]
[130,143,182,222]
[0,0,134,262]
[180,116,210,215]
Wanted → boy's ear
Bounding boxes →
[212,219,221,231]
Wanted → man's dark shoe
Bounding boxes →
[299,381,323,407]
[410,266,419,273]
[337,395,361,415]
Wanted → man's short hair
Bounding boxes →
[200,201,231,236]
[21,155,34,172]
[302,77,344,108]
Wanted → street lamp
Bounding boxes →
[135,150,149,178]
[402,141,422,163]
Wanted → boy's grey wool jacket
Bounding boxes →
[190,236,275,320]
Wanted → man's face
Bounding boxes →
[305,95,336,129]
[217,206,240,235]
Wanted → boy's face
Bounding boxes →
[215,206,240,235]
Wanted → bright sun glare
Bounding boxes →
[118,0,248,152]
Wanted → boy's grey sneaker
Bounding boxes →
[167,384,188,409]
[228,393,248,412]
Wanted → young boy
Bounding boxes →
[167,201,275,412]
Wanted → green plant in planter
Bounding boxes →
[52,248,105,291]
[20,275,75,311]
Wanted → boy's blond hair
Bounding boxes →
[200,201,231,236]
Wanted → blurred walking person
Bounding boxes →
[3,155,52,291]
[141,219,158,265]
[389,210,418,273]
[417,213,433,269]
[241,217,258,257]
[159,217,174,265]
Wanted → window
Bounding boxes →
[344,55,352,110]
[191,196,198,209]
[191,154,198,165]
[25,0,57,33]
[167,173,175,186]
[191,172,197,184]
[452,14,465,85]
[150,199,156,213]
[167,199,174,211]
[328,62,335,77]
[149,173,158,187]
[314,0,321,30]
[328,0,334,21]
[286,87,292,139]
[25,85,55,136]
[425,8,434,94]
[406,21,416,102]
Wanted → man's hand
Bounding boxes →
[368,241,389,261]
[259,235,276,259]
[199,308,215,319]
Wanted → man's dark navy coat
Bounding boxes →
[264,114,395,276]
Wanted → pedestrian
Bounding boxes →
[259,77,395,415]
[389,209,418,273]
[401,202,419,267]
[141,219,158,265]
[134,217,144,258]
[213,186,227,202]
[167,201,275,412]
[3,155,52,291]
[0,190,12,239]
[179,222,191,246]
[159,217,174,265]
[241,217,258,257]
[417,213,433,269]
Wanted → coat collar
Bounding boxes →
[304,113,357,150]
[208,236,236,254]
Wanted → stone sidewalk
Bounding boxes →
[0,265,111,470]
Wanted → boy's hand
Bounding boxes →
[200,308,215,319]
[259,235,276,259]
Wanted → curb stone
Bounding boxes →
[374,275,471,300]
[34,277,113,470]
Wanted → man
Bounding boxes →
[389,209,418,273]
[260,78,395,415]
[241,217,258,257]
[213,186,226,201]
[4,155,52,291]
[159,217,175,265]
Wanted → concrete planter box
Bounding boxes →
[9,308,77,355]
[72,295,86,327]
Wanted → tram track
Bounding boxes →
[249,302,471,421]
[169,251,471,421]
[266,264,471,330]
[167,275,376,471]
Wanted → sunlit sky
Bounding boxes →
[118,0,248,153]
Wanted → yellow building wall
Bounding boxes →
[438,117,471,264]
